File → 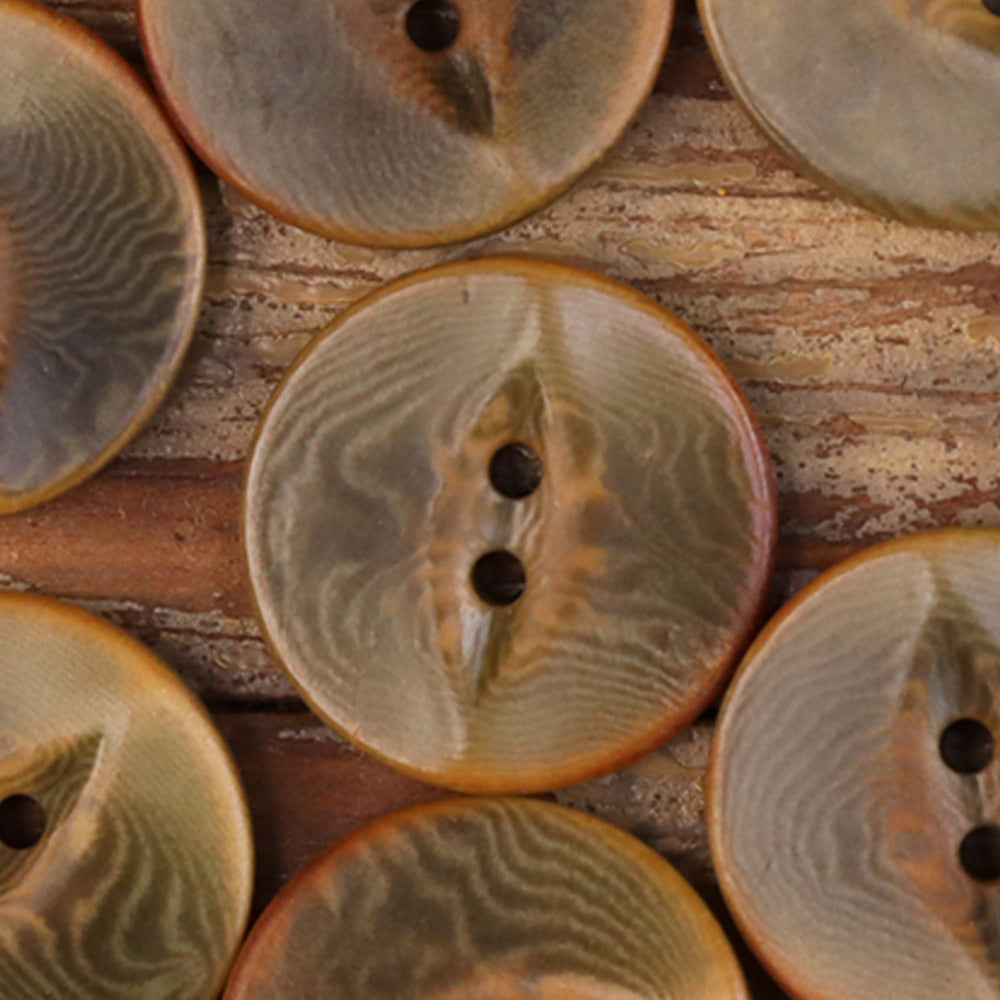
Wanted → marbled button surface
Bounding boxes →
[245,258,776,793]
[0,592,253,1000]
[138,0,675,247]
[700,0,1000,228]
[712,528,1000,1000]
[0,0,204,514]
[226,798,749,1000]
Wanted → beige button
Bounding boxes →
[226,798,750,1000]
[245,257,777,794]
[0,0,204,515]
[138,0,676,247]
[0,593,252,1000]
[711,528,1000,1000]
[700,0,1000,228]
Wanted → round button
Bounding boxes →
[0,592,252,1000]
[0,0,205,515]
[711,528,1000,1000]
[225,798,750,1000]
[699,0,1000,228]
[137,0,676,247]
[245,257,776,794]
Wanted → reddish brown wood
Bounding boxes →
[216,713,447,911]
[0,463,248,614]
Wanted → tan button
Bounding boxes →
[0,593,252,1000]
[226,798,750,1000]
[699,0,1000,228]
[137,0,675,247]
[0,0,204,515]
[711,528,1000,1000]
[245,258,777,794]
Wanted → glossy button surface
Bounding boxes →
[699,0,1000,228]
[226,798,750,1000]
[711,529,1000,1000]
[138,0,675,247]
[0,0,205,514]
[0,593,253,1000]
[245,258,776,794]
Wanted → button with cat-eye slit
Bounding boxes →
[226,797,750,1000]
[245,257,777,794]
[0,592,252,1000]
[711,528,1000,1000]
[699,0,1000,229]
[137,0,676,247]
[0,0,205,515]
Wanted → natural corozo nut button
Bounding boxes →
[699,0,1000,228]
[711,528,1000,1000]
[0,0,205,515]
[245,257,777,794]
[225,798,751,1000]
[137,0,676,247]
[0,592,252,1000]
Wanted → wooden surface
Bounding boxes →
[5,2,1000,996]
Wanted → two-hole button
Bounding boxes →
[940,717,1000,883]
[471,444,543,608]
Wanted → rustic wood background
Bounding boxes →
[8,2,1000,995]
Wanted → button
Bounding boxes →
[137,0,676,247]
[0,0,205,515]
[711,528,1000,1000]
[0,592,252,1000]
[699,0,1000,228]
[245,257,777,793]
[225,798,750,1000]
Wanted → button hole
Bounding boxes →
[406,0,461,52]
[940,718,995,774]
[489,443,543,500]
[961,825,1000,883]
[471,550,526,607]
[0,794,47,850]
